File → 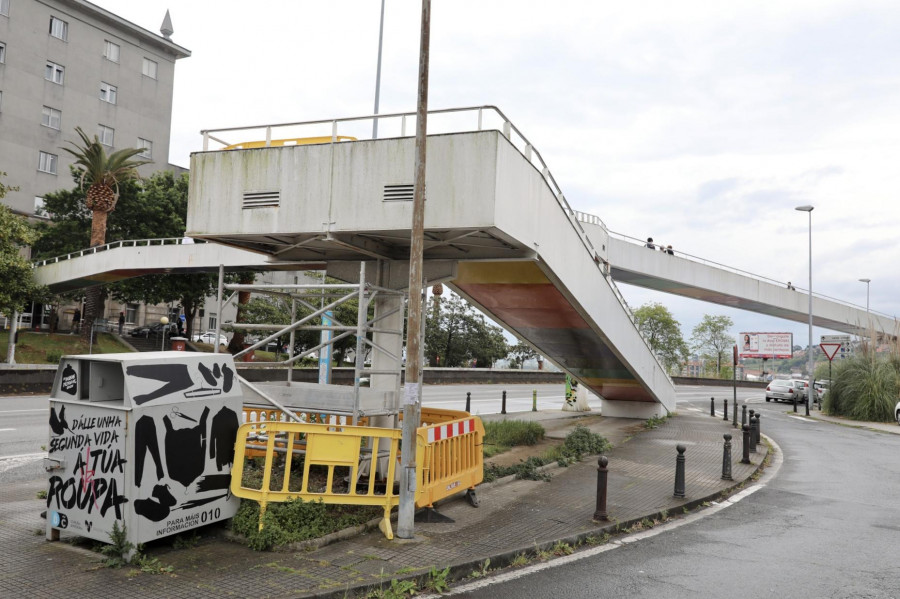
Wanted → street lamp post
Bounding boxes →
[160,316,169,351]
[796,205,814,416]
[859,278,871,315]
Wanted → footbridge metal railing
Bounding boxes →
[31,237,206,268]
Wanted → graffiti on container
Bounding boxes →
[47,410,128,520]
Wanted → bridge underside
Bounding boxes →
[454,262,652,402]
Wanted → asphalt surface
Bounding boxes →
[450,394,900,598]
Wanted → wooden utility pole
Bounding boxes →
[397,0,431,539]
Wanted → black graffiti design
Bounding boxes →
[125,364,194,404]
[163,406,210,487]
[134,416,164,488]
[49,405,70,436]
[209,407,239,471]
[196,474,231,492]
[60,363,77,395]
[133,483,177,522]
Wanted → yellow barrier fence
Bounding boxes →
[230,420,402,539]
[415,409,484,508]
[241,405,367,457]
[231,406,483,540]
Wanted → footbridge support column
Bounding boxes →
[600,399,668,420]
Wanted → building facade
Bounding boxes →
[0,0,189,216]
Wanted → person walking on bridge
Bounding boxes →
[645,237,656,250]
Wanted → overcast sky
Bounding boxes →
[94,0,900,352]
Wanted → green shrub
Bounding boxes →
[483,420,545,448]
[46,351,63,364]
[826,351,898,422]
[559,425,610,459]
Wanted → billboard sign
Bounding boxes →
[739,332,793,359]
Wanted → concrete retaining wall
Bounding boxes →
[0,364,766,395]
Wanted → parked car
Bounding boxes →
[814,380,830,404]
[765,379,808,403]
[192,331,228,346]
[895,400,900,426]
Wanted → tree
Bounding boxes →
[690,314,735,377]
[507,341,537,369]
[0,174,46,322]
[61,127,149,341]
[425,294,509,368]
[633,302,689,373]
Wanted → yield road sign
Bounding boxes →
[820,343,841,361]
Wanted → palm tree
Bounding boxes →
[62,127,149,340]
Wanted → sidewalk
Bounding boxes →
[0,409,765,598]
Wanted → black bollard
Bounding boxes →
[466,392,471,413]
[723,398,729,421]
[754,413,761,449]
[710,397,715,417]
[674,444,686,498]
[733,399,739,428]
[594,456,609,521]
[741,424,751,464]
[722,434,733,481]
[793,392,797,413]
[501,390,507,414]
[742,404,747,427]
[805,392,810,416]
[749,413,758,453]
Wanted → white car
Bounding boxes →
[192,331,228,346]
[895,400,900,426]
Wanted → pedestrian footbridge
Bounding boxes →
[32,107,894,417]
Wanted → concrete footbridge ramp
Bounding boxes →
[186,107,676,417]
[32,238,314,293]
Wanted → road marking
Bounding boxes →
[422,437,784,598]
[0,409,47,414]
[0,428,15,432]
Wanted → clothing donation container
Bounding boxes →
[45,352,242,548]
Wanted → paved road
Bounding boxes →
[445,387,900,598]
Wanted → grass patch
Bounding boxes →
[231,497,381,551]
[0,331,133,364]
[483,425,610,482]
[483,420,545,458]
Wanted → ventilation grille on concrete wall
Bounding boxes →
[383,184,415,202]
[242,191,280,209]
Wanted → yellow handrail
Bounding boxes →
[222,136,357,150]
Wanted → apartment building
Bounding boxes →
[0,0,190,217]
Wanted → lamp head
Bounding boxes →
[794,205,814,212]
[859,278,871,283]
[160,316,169,325]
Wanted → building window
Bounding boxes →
[0,0,8,17]
[98,124,114,146]
[137,138,153,159]
[45,61,64,84]
[100,82,117,104]
[34,197,47,217]
[104,40,120,63]
[0,42,5,63]
[208,313,217,331]
[125,304,138,324]
[38,151,58,174]
[49,17,68,41]
[142,57,158,79]
[41,106,61,130]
